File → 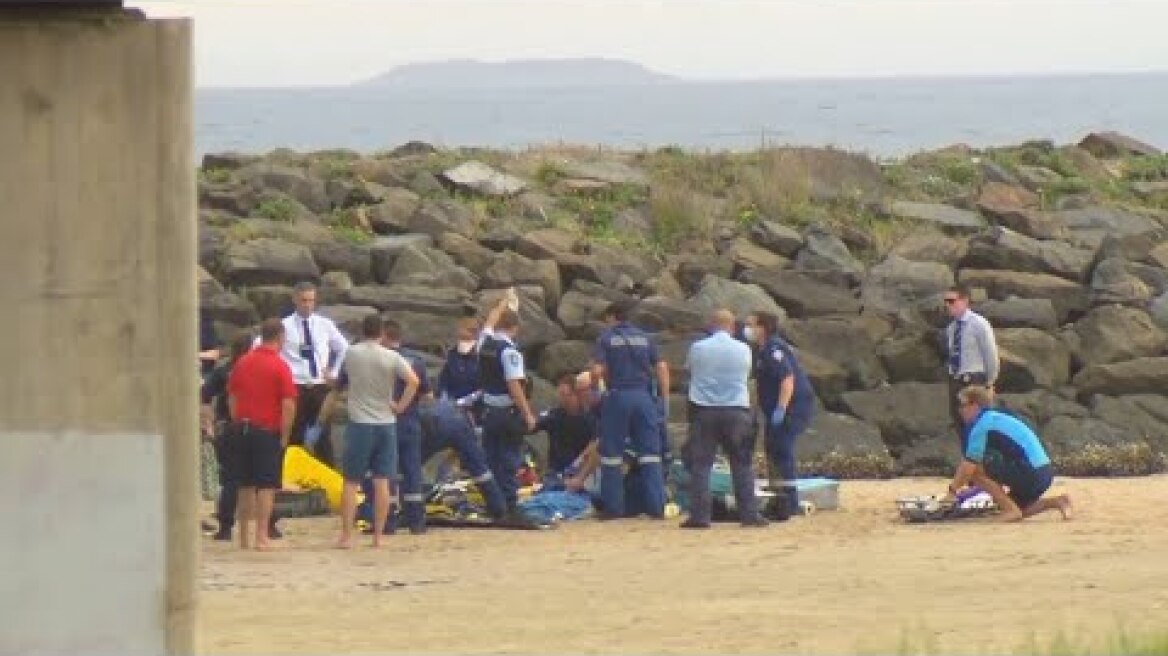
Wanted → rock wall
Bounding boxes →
[197,134,1168,477]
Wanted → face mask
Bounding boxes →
[742,325,756,342]
[456,340,476,355]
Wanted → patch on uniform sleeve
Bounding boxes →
[772,348,785,362]
[507,351,522,368]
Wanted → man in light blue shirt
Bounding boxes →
[681,309,766,529]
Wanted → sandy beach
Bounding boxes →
[198,476,1168,654]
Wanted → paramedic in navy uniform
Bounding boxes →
[592,300,671,519]
[744,310,816,519]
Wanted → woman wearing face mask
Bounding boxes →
[438,316,484,407]
[743,311,816,520]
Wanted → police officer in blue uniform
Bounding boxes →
[478,308,538,522]
[382,318,433,534]
[744,310,816,519]
[592,300,671,519]
[421,398,509,520]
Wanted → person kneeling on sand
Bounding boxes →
[944,385,1072,522]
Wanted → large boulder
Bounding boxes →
[518,228,655,288]
[317,305,380,342]
[653,333,705,394]
[197,265,224,300]
[797,413,895,479]
[386,245,478,291]
[889,200,986,232]
[1065,306,1168,368]
[345,285,473,317]
[237,163,330,213]
[536,340,595,382]
[1072,357,1168,399]
[889,232,968,264]
[1151,292,1168,331]
[983,208,1068,240]
[1088,395,1168,454]
[722,238,789,274]
[481,251,562,311]
[839,382,956,475]
[740,268,860,318]
[794,226,864,287]
[1089,258,1154,307]
[200,291,258,326]
[244,285,294,319]
[798,351,848,412]
[308,240,373,285]
[366,187,422,235]
[1077,131,1162,159]
[221,238,320,287]
[409,199,478,238]
[440,160,528,197]
[977,296,1059,331]
[1097,229,1168,263]
[557,159,649,188]
[437,232,496,274]
[750,220,804,258]
[995,328,1071,392]
[958,269,1088,324]
[877,333,945,383]
[961,226,1095,282]
[628,296,707,334]
[369,234,434,284]
[688,275,785,322]
[860,256,954,320]
[995,390,1089,429]
[673,252,734,295]
[1056,206,1162,248]
[556,290,613,341]
[1041,416,1162,476]
[783,317,887,390]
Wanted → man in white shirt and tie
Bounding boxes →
[943,285,999,446]
[280,281,350,466]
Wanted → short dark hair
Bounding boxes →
[751,311,781,338]
[602,299,637,322]
[556,372,577,387]
[948,284,971,300]
[495,309,520,331]
[382,317,403,342]
[362,314,384,339]
[293,281,317,295]
[259,318,284,343]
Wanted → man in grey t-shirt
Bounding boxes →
[325,314,419,549]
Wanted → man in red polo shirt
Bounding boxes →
[228,318,298,551]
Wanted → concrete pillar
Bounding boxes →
[0,7,196,655]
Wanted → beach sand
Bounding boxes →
[199,476,1168,654]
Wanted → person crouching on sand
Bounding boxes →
[943,385,1072,522]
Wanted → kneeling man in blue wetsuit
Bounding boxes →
[945,385,1073,522]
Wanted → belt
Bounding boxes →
[951,372,987,384]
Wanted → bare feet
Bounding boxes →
[1057,495,1074,520]
[371,537,384,549]
[335,536,354,550]
[255,540,281,552]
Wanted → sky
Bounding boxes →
[138,0,1168,88]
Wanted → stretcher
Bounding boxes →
[283,446,345,512]
[896,492,998,523]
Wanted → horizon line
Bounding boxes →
[196,66,1168,91]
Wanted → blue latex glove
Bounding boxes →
[769,406,787,429]
[304,423,323,449]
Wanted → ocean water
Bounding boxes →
[196,73,1168,160]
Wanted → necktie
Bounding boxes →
[949,320,964,374]
[302,318,319,379]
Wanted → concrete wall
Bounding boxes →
[0,12,196,655]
